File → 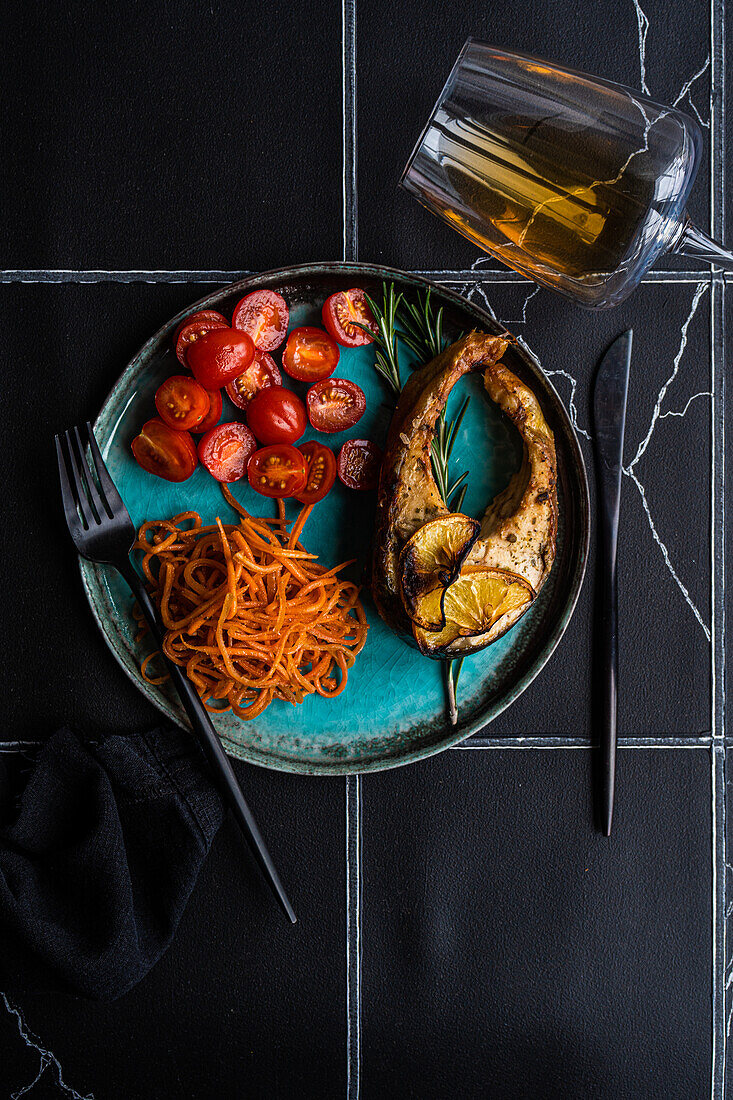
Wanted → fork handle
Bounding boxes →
[118,559,296,924]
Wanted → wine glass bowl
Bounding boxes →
[401,41,729,308]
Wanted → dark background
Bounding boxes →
[0,0,727,1098]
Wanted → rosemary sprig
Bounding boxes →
[403,291,472,727]
[360,284,403,396]
[431,395,470,510]
[365,284,474,726]
[398,286,445,362]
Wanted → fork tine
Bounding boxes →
[84,421,123,518]
[55,433,87,535]
[69,425,104,525]
[63,430,94,529]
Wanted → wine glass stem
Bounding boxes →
[673,216,733,272]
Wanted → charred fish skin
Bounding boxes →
[372,333,510,636]
[372,333,558,658]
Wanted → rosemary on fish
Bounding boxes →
[431,395,470,513]
[366,283,472,725]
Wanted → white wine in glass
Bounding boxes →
[401,41,731,308]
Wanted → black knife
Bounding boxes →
[592,330,632,836]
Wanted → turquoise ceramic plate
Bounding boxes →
[81,263,589,774]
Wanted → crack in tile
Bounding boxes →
[632,0,651,94]
[543,368,592,440]
[626,282,709,470]
[1,994,95,1100]
[659,391,713,419]
[501,283,541,325]
[673,56,712,129]
[625,466,711,640]
[621,282,711,639]
[450,276,710,638]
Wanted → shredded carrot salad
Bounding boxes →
[133,486,368,720]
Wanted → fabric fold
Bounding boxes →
[0,726,223,1000]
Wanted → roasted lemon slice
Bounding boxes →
[412,569,534,656]
[399,514,479,629]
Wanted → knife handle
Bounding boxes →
[596,485,619,836]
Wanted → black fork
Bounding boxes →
[55,423,296,924]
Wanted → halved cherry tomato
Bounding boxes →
[154,375,210,431]
[197,422,257,483]
[246,386,307,445]
[131,418,198,482]
[175,317,228,366]
[186,328,255,389]
[337,439,382,490]
[296,441,337,504]
[225,352,283,410]
[232,290,289,351]
[306,378,366,433]
[248,444,308,498]
[173,309,227,344]
[322,288,377,347]
[282,326,340,382]
[195,388,223,433]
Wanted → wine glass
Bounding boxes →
[400,40,731,308]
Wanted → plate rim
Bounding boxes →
[82,260,591,775]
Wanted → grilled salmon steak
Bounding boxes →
[372,333,558,658]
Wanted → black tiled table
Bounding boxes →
[0,0,728,1097]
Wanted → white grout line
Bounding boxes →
[0,268,716,285]
[714,744,727,1099]
[709,0,727,1088]
[342,0,357,262]
[346,775,361,1100]
[342,1,360,1096]
[454,736,713,749]
[0,269,254,284]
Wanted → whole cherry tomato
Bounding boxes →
[337,439,382,490]
[197,422,258,483]
[232,289,289,351]
[246,386,307,445]
[296,441,337,504]
[131,418,198,482]
[194,388,223,433]
[322,288,377,347]
[154,375,210,431]
[248,445,308,498]
[306,378,366,433]
[282,326,340,382]
[175,316,228,366]
[226,352,282,410]
[186,327,255,389]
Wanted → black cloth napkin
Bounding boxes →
[0,726,223,1000]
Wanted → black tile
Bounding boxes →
[0,282,229,738]
[357,0,711,271]
[0,766,346,1100]
[0,0,342,270]
[454,277,711,738]
[362,748,712,1100]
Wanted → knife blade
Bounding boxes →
[591,329,632,836]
